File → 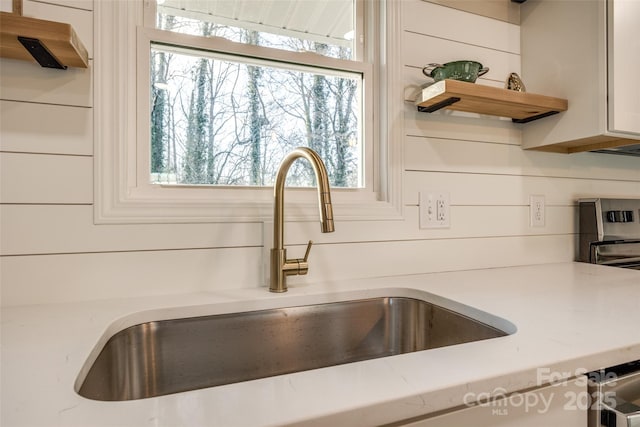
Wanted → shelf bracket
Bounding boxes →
[512,110,559,124]
[17,36,67,69]
[417,97,461,113]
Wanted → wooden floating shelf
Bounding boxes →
[0,12,89,69]
[416,79,568,123]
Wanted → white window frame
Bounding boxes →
[94,0,404,224]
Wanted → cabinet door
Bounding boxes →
[608,0,640,135]
[401,377,587,427]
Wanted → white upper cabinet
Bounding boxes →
[520,0,640,154]
[608,0,640,135]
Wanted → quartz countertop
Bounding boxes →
[2,262,640,426]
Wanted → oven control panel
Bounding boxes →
[578,198,640,267]
[606,210,635,223]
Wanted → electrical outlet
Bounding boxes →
[436,199,446,221]
[419,191,450,229]
[530,195,545,227]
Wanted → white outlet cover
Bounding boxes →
[419,191,450,229]
[530,195,545,227]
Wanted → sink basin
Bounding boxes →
[77,296,513,401]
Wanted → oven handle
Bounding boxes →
[590,240,640,265]
[600,397,640,427]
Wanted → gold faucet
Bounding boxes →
[270,147,335,293]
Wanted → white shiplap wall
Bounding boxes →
[1,0,639,306]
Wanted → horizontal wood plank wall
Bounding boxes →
[423,0,520,24]
[1,0,638,306]
[0,101,93,155]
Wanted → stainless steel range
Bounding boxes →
[578,198,640,270]
[581,198,640,426]
[588,361,640,427]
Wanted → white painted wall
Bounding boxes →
[1,0,638,306]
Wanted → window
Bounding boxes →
[94,0,402,223]
[149,0,364,188]
[150,45,363,187]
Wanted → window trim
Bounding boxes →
[94,0,403,224]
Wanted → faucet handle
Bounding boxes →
[296,240,313,276]
[282,240,313,277]
[303,240,313,262]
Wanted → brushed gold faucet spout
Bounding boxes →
[270,147,335,293]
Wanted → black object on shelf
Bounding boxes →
[17,36,67,69]
[511,110,559,124]
[417,97,461,113]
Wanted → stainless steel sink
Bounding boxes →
[78,296,511,401]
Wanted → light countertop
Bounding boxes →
[2,262,640,426]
